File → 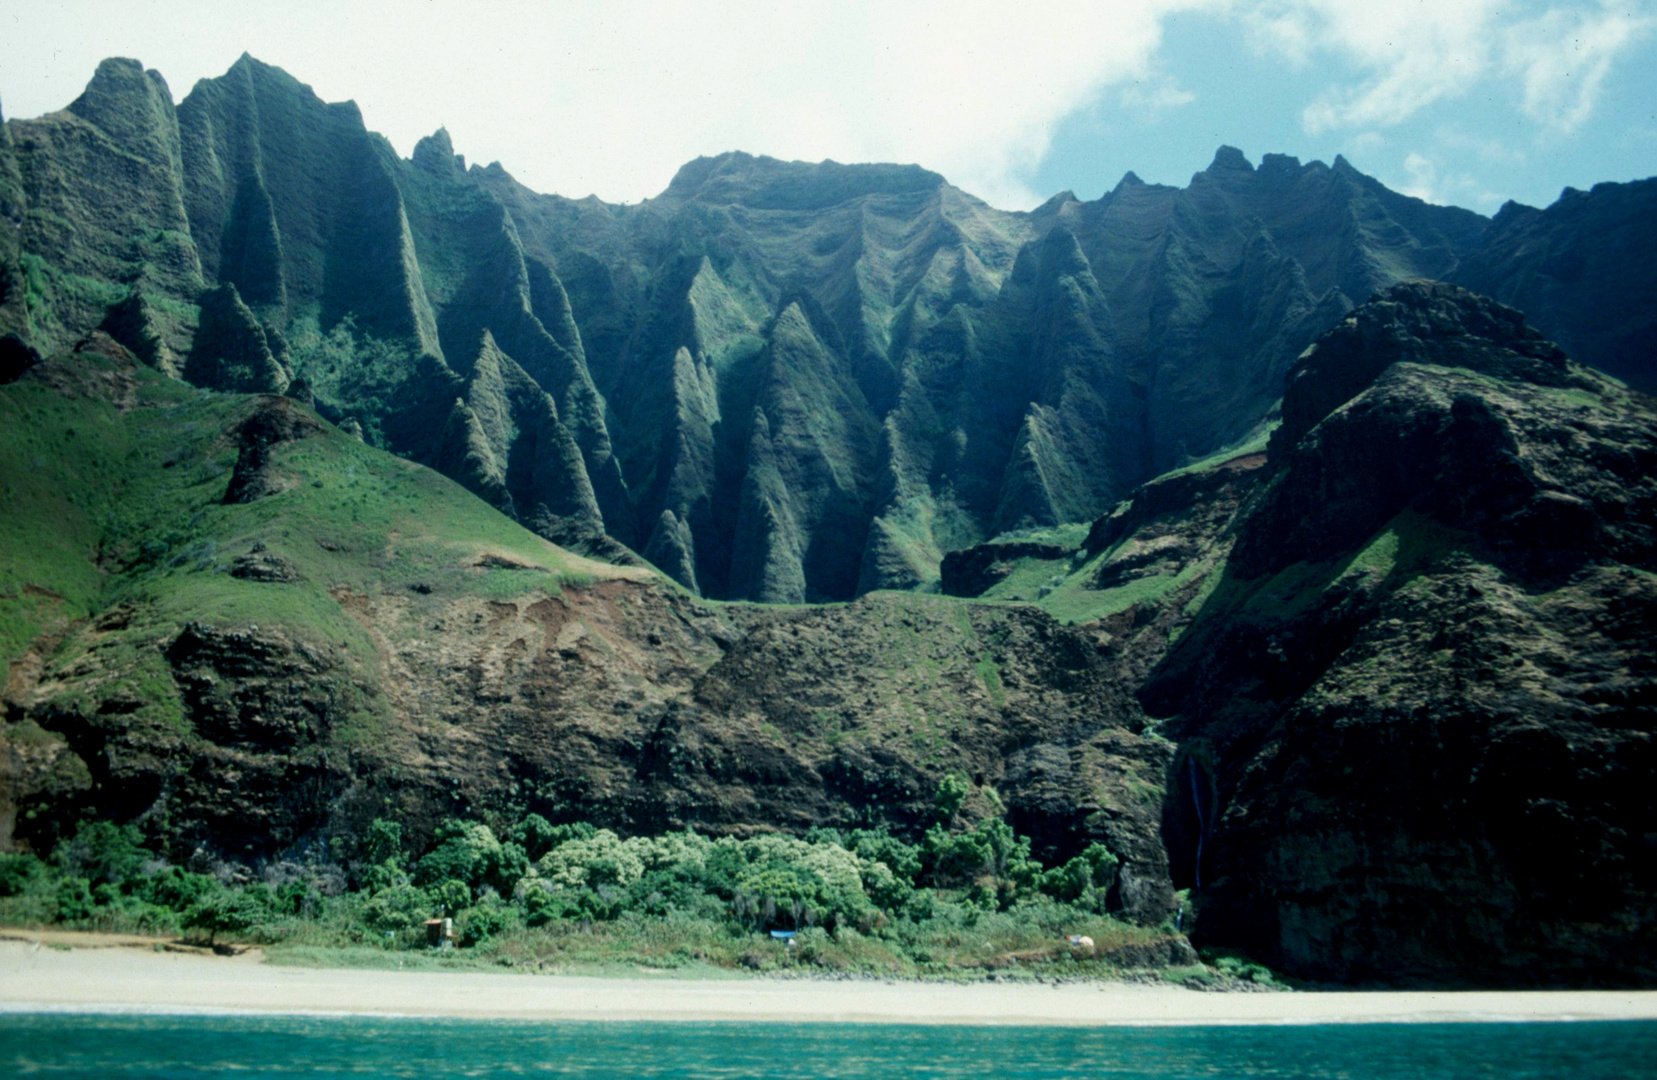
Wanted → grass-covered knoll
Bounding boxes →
[0,344,642,724]
[942,433,1279,628]
[0,792,1201,981]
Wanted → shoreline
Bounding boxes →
[4,938,1657,1026]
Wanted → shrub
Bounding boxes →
[415,820,524,894]
[184,890,267,945]
[846,828,922,883]
[430,878,471,916]
[359,883,432,932]
[709,834,873,930]
[510,814,559,860]
[460,902,510,947]
[537,829,646,890]
[55,877,96,922]
[358,859,408,894]
[362,819,404,866]
[934,773,970,825]
[139,866,218,913]
[53,822,148,886]
[276,880,324,919]
[1036,844,1119,912]
[519,881,566,927]
[0,852,44,896]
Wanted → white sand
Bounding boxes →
[2,940,1655,1026]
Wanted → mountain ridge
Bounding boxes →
[0,54,1637,602]
[2,55,1653,609]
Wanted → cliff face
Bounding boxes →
[1126,283,1657,985]
[0,340,1175,924]
[930,282,1656,983]
[14,56,1647,602]
[481,147,1485,600]
[1452,178,1657,395]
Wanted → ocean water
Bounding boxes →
[2,1014,1655,1079]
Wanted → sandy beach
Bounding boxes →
[2,937,1655,1026]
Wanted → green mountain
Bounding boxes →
[0,334,1175,924]
[1451,179,1657,395]
[1091,282,1655,984]
[9,56,1648,603]
[2,56,1654,984]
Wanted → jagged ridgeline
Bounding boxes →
[6,56,1652,601]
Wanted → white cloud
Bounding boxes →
[1434,125,1528,165]
[1241,3,1320,66]
[1120,76,1198,112]
[3,0,1648,210]
[1266,1,1504,134]
[1502,2,1656,133]
[1241,1,1653,138]
[1400,151,1441,201]
[1346,131,1387,155]
[1391,150,1508,208]
[0,0,1224,210]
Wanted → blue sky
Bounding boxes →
[1032,3,1657,211]
[1,1,1653,214]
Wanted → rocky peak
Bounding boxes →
[65,57,180,168]
[1204,145,1254,174]
[1272,281,1573,462]
[412,126,466,176]
[664,151,945,210]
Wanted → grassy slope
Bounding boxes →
[954,435,1274,627]
[0,347,646,732]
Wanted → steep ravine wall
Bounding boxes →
[8,55,1651,602]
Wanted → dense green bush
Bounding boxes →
[139,867,218,913]
[55,877,97,922]
[53,822,149,885]
[184,890,267,945]
[0,804,1201,978]
[459,902,510,947]
[0,853,43,897]
[360,883,431,932]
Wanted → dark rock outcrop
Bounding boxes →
[223,396,323,503]
[0,334,39,385]
[229,543,301,582]
[940,541,1073,597]
[1142,282,1657,985]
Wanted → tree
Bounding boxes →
[363,818,404,866]
[934,773,971,826]
[1037,843,1119,911]
[184,890,265,946]
[360,883,432,932]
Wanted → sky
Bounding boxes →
[1,0,1653,214]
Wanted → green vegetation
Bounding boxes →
[1158,426,1274,481]
[0,348,634,761]
[0,349,615,659]
[1,805,1178,980]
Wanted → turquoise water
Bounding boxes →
[2,1014,1655,1078]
